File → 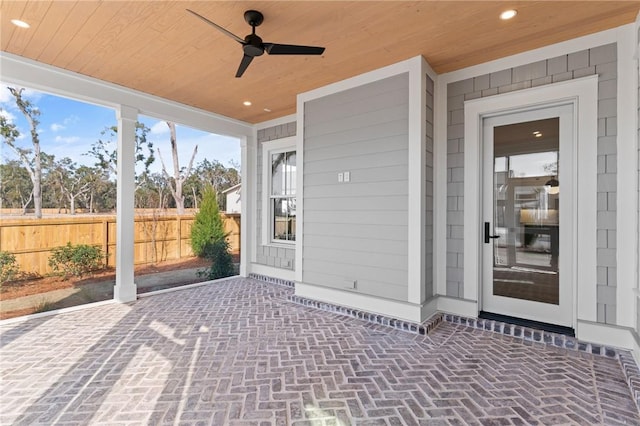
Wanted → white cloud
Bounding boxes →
[0,85,12,104]
[54,135,81,144]
[50,123,65,132]
[0,109,16,123]
[20,87,43,103]
[63,114,79,126]
[150,121,170,135]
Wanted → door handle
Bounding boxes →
[484,222,500,244]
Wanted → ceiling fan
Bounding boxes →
[186,9,326,78]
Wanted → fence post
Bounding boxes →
[176,215,182,259]
[102,218,109,264]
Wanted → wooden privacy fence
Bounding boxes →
[0,212,240,276]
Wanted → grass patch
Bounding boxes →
[33,299,57,314]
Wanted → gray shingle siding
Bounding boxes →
[446,44,618,324]
[256,122,296,270]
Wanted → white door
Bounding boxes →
[482,105,574,327]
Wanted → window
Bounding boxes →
[262,138,296,244]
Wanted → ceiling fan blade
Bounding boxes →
[236,54,254,78]
[186,9,246,44]
[264,43,325,55]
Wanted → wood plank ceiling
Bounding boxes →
[1,1,638,124]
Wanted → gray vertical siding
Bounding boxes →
[303,74,410,301]
[425,76,434,298]
[256,122,296,270]
[446,44,618,324]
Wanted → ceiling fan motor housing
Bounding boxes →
[243,34,265,56]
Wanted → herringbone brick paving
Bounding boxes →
[0,277,638,425]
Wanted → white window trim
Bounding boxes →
[261,136,296,247]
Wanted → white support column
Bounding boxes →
[407,57,427,304]
[240,134,256,277]
[114,105,138,303]
[616,25,639,327]
[434,74,448,297]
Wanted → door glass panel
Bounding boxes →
[492,118,559,304]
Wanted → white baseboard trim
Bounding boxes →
[576,319,637,351]
[249,263,296,282]
[436,296,479,318]
[421,297,439,319]
[295,283,425,322]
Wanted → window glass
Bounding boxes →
[273,198,296,241]
[269,149,296,242]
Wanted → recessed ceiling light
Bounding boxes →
[243,101,252,106]
[263,108,272,112]
[11,19,30,28]
[533,131,542,138]
[500,10,517,20]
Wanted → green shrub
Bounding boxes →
[48,243,105,278]
[198,238,235,280]
[190,185,227,257]
[0,251,19,283]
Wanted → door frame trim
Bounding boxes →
[463,76,599,324]
[481,105,573,326]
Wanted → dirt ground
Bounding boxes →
[0,257,214,301]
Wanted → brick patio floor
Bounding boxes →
[1,277,638,425]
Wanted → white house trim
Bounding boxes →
[437,26,622,84]
[114,105,138,302]
[296,282,426,323]
[616,24,640,328]
[407,56,428,304]
[240,135,254,276]
[433,71,448,298]
[576,320,639,352]
[250,264,296,282]
[260,137,297,249]
[249,127,259,265]
[0,52,252,138]
[463,76,599,329]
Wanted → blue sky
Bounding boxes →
[0,84,241,175]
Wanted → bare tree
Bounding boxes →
[156,121,197,215]
[0,87,43,218]
[50,158,98,215]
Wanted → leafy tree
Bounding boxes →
[135,172,169,209]
[87,122,154,186]
[198,238,235,280]
[90,179,117,212]
[77,167,113,213]
[0,160,33,212]
[0,87,44,217]
[49,157,101,214]
[190,185,226,257]
[157,121,198,215]
[189,159,240,210]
